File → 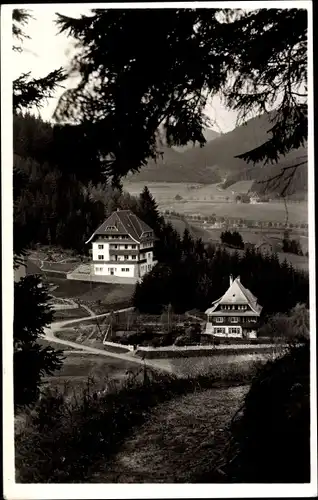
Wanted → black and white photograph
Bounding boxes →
[2,1,316,498]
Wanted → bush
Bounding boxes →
[174,335,187,346]
[174,333,199,346]
[259,304,309,341]
[223,341,310,483]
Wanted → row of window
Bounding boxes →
[98,253,152,261]
[99,235,131,240]
[95,267,130,273]
[110,244,137,250]
[98,254,137,261]
[220,305,249,311]
[213,316,257,323]
[141,264,152,272]
[141,252,152,259]
[216,316,239,323]
[110,255,137,260]
[214,327,241,334]
[98,243,138,250]
[140,242,153,249]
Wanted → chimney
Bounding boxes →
[229,275,233,286]
[237,275,240,282]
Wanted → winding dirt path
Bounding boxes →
[43,308,174,374]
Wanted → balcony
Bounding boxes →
[93,259,145,265]
[109,248,139,255]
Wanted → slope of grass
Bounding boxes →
[52,307,91,321]
[92,385,249,482]
[15,363,258,483]
[43,276,134,312]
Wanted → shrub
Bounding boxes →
[259,304,309,341]
[174,335,187,346]
[223,341,310,483]
[174,333,199,346]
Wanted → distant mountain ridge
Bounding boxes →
[172,128,220,152]
[129,115,307,197]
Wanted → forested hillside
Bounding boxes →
[13,114,139,253]
[13,114,179,256]
[130,113,307,198]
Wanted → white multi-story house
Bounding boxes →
[205,275,263,339]
[86,210,157,280]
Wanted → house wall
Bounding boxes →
[205,323,258,339]
[205,323,243,337]
[91,233,156,279]
[93,263,136,277]
[207,315,258,326]
[92,241,110,262]
[140,240,154,250]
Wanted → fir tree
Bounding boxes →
[55,8,307,183]
[14,275,64,407]
[181,228,195,255]
[138,186,164,235]
[13,10,65,113]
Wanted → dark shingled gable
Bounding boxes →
[87,210,153,243]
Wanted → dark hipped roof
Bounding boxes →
[86,210,153,243]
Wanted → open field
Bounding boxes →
[39,261,79,273]
[166,353,275,378]
[124,181,308,223]
[165,200,308,223]
[42,275,134,313]
[166,216,214,241]
[93,384,249,482]
[167,217,308,271]
[41,351,141,395]
[52,307,91,321]
[123,180,254,203]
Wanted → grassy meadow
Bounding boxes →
[40,351,141,396]
[41,275,134,314]
[96,384,249,483]
[123,180,308,224]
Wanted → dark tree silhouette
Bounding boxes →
[224,341,310,483]
[137,186,164,235]
[14,275,64,407]
[13,9,65,113]
[54,8,307,183]
[220,230,244,249]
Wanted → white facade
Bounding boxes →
[91,238,155,278]
[205,324,243,337]
[94,263,136,277]
[88,210,157,281]
[92,241,110,262]
[204,276,262,339]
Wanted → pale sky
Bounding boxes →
[12,5,239,132]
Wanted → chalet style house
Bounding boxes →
[205,275,262,338]
[86,210,157,280]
